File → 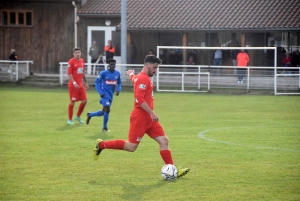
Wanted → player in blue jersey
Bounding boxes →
[86,58,121,131]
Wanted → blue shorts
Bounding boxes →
[100,97,112,106]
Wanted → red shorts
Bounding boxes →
[68,84,87,102]
[128,108,165,144]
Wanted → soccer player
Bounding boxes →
[93,55,190,178]
[67,47,89,125]
[86,58,121,132]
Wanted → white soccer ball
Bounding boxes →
[161,164,177,180]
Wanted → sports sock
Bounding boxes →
[160,150,174,165]
[76,102,86,117]
[103,112,109,129]
[99,140,125,150]
[68,104,74,120]
[89,110,103,117]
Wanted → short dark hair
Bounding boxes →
[73,47,80,52]
[144,55,162,64]
[107,58,116,63]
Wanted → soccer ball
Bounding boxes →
[161,164,177,180]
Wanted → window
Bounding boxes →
[1,10,33,26]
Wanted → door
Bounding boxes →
[87,26,121,74]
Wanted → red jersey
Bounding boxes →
[67,58,85,86]
[130,72,154,110]
[236,52,250,67]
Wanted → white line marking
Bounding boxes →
[198,127,299,153]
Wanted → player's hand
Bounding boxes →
[126,69,135,76]
[150,112,159,122]
[109,46,112,49]
[100,94,105,98]
[115,91,119,96]
[85,82,89,90]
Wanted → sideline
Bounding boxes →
[198,127,299,153]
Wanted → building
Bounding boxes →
[1,0,300,73]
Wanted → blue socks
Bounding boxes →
[103,112,109,129]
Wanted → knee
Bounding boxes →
[103,106,110,114]
[82,100,87,104]
[126,143,138,152]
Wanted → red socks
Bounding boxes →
[160,150,174,165]
[100,140,126,150]
[77,102,86,117]
[68,104,74,120]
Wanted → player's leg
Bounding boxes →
[102,106,110,131]
[86,105,104,125]
[67,86,76,124]
[150,122,190,178]
[93,110,144,160]
[75,88,87,124]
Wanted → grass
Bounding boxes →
[0,85,299,201]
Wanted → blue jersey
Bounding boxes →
[95,69,122,101]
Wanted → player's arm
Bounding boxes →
[82,73,89,89]
[116,72,122,96]
[67,74,79,89]
[140,102,158,122]
[67,61,79,89]
[126,69,135,83]
[94,72,104,97]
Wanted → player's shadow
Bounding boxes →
[88,179,170,200]
[118,180,170,200]
[86,131,114,140]
[55,124,83,131]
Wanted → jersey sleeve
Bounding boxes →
[117,72,122,92]
[134,76,148,106]
[94,71,104,95]
[67,59,73,75]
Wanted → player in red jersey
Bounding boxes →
[93,55,190,178]
[67,47,89,125]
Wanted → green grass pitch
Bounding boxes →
[0,85,299,201]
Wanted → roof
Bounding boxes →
[78,0,300,31]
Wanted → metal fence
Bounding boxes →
[0,60,33,82]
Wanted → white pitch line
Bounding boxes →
[198,127,300,153]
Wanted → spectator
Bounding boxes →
[282,52,292,74]
[131,42,137,64]
[148,49,155,55]
[8,49,18,78]
[187,55,195,65]
[236,49,250,84]
[169,49,178,65]
[104,40,115,61]
[212,46,223,76]
[89,41,100,63]
[95,54,105,74]
[159,49,167,64]
[9,49,18,61]
[291,49,299,74]
[231,42,240,76]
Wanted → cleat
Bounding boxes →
[67,120,75,125]
[102,128,110,132]
[177,168,190,178]
[86,112,91,125]
[93,139,103,160]
[75,116,84,124]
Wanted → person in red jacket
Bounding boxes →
[104,40,115,62]
[236,49,250,84]
[283,52,292,74]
